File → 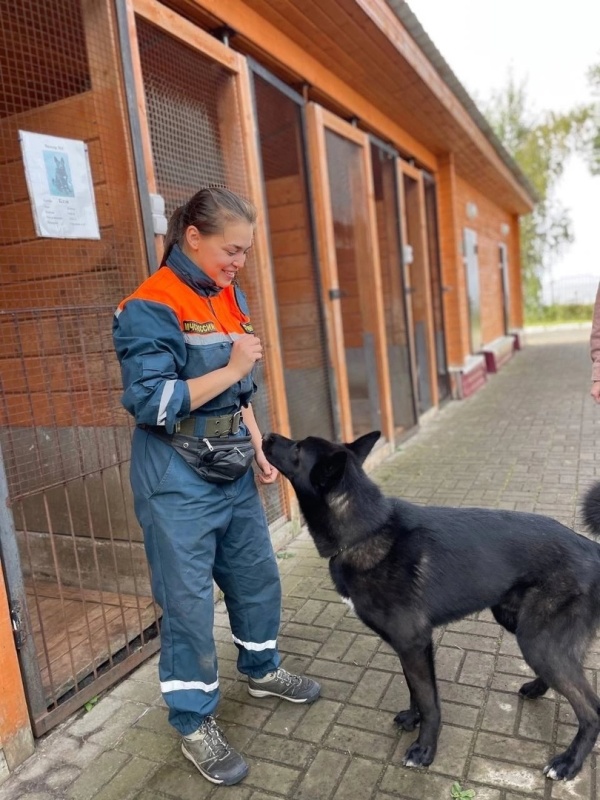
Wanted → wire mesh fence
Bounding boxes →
[0,0,159,726]
[136,18,286,524]
[253,72,335,441]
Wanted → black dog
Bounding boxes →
[263,429,600,781]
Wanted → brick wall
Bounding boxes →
[455,176,516,345]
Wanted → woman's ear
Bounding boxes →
[184,225,201,252]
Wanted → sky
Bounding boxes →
[406,0,600,303]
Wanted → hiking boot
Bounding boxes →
[181,716,249,785]
[248,668,321,703]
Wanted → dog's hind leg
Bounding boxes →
[517,627,600,780]
[394,637,440,768]
[491,600,549,700]
[542,667,598,780]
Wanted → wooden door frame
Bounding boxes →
[394,162,420,419]
[306,103,394,443]
[373,141,419,431]
[397,158,439,409]
[126,0,293,510]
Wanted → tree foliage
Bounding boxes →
[482,75,589,315]
[580,61,600,175]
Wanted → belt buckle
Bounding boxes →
[204,412,242,437]
[204,414,230,438]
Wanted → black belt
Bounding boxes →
[141,411,242,438]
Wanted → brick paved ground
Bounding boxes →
[2,326,600,800]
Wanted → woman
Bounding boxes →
[113,188,319,786]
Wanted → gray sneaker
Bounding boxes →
[181,716,249,785]
[248,668,321,703]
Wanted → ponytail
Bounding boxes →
[161,204,187,265]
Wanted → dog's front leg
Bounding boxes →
[394,673,421,731]
[396,639,440,768]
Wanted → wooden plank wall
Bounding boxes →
[0,1,147,430]
[266,173,324,371]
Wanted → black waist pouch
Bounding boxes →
[147,429,255,483]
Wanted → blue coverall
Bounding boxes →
[113,245,282,735]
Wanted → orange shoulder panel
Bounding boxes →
[119,268,251,335]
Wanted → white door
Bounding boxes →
[463,228,482,352]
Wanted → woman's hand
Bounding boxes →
[592,381,600,403]
[254,449,279,484]
[229,334,262,379]
[241,403,278,483]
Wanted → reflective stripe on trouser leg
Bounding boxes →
[130,429,233,735]
[213,469,282,679]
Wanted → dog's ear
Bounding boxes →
[346,431,380,464]
[310,451,348,490]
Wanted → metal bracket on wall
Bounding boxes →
[213,25,235,46]
[149,193,168,235]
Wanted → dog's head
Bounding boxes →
[263,430,379,489]
[263,430,381,556]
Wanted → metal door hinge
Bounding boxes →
[329,288,342,300]
[11,601,26,650]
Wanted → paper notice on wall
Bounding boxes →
[19,130,100,240]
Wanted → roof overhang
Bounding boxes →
[170,0,537,214]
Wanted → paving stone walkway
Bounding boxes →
[3,326,600,800]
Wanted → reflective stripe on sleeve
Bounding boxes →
[157,379,176,424]
[232,635,277,652]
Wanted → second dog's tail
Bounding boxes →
[582,482,600,536]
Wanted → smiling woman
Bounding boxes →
[181,219,254,288]
[112,186,320,786]
[162,187,256,287]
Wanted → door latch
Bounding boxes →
[10,601,26,650]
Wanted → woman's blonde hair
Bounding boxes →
[162,187,256,264]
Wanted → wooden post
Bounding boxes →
[436,153,470,366]
[236,57,296,515]
[305,103,353,442]
[509,213,524,329]
[395,160,420,408]
[399,159,439,409]
[360,142,394,442]
[416,173,439,408]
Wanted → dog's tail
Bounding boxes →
[582,482,600,536]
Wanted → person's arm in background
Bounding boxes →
[591,283,600,403]
[242,403,279,485]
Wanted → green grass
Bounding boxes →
[525,302,594,326]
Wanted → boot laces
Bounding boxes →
[200,716,230,758]
[276,668,301,687]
